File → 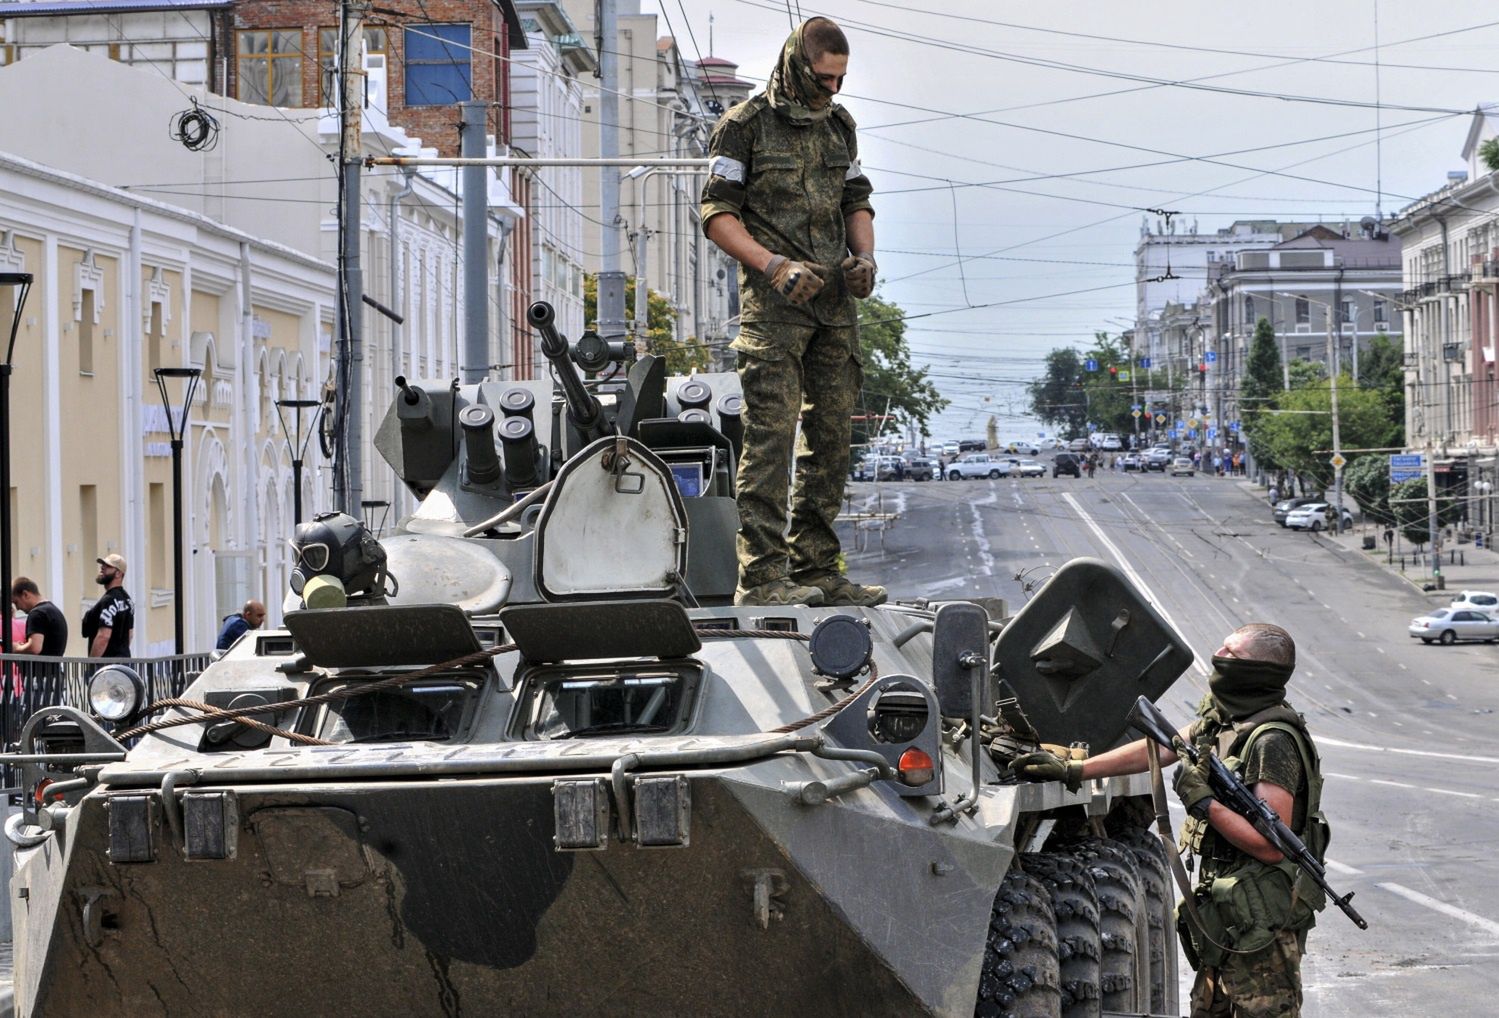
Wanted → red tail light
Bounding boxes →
[898,748,935,786]
[33,779,54,806]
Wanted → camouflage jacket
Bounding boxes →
[701,94,875,328]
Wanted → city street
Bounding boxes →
[843,470,1499,1017]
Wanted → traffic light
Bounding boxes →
[1073,374,1084,389]
[1109,365,1118,381]
[1198,363,1208,375]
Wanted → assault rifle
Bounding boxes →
[1128,695,1369,930]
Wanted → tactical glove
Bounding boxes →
[840,253,877,299]
[1173,756,1215,820]
[1010,751,1085,793]
[764,255,827,305]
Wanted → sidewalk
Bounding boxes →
[1235,479,1499,599]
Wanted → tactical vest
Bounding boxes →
[1177,705,1330,959]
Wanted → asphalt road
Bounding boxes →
[841,469,1499,1017]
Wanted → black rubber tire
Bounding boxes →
[990,469,1002,479]
[1439,629,1457,645]
[949,471,963,481]
[1022,852,1101,1018]
[1071,838,1144,1014]
[1118,829,1171,1016]
[1310,520,1321,532]
[974,869,1062,1018]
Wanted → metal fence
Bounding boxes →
[0,653,209,794]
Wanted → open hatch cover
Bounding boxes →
[501,599,701,663]
[284,604,483,668]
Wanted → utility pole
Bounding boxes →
[1326,307,1346,532]
[596,0,627,344]
[460,102,489,384]
[334,0,367,513]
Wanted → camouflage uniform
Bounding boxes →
[1179,702,1325,1018]
[700,25,874,593]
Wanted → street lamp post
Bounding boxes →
[1277,293,1347,531]
[0,272,33,655]
[154,366,201,655]
[274,398,324,525]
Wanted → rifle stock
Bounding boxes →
[1128,695,1368,931]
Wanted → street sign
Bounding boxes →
[1330,453,1346,469]
[1205,350,1217,364]
[1131,404,1141,412]
[1118,369,1132,382]
[1207,427,1218,440]
[1389,453,1422,483]
[1188,418,1200,430]
[1229,421,1240,433]
[1131,409,1142,419]
[1085,358,1098,372]
[1139,357,1151,369]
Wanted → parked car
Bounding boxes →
[1120,453,1142,472]
[1013,458,1046,478]
[1285,502,1354,532]
[1144,446,1173,471]
[1449,590,1499,613]
[1053,452,1082,478]
[854,455,904,482]
[1001,440,1042,457]
[947,453,1010,480]
[1408,607,1499,644]
[941,441,960,457]
[1093,433,1123,451]
[1169,456,1195,477]
[1067,438,1092,452]
[904,456,936,482]
[1272,495,1324,526]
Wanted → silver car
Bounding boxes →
[1408,608,1499,644]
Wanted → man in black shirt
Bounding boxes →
[81,554,134,658]
[10,577,67,655]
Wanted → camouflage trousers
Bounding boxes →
[1189,930,1303,1018]
[733,320,861,590]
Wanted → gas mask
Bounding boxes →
[287,512,395,608]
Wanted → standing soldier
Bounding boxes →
[700,16,882,607]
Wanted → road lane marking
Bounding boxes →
[1321,736,1499,764]
[1370,779,1417,788]
[1422,786,1482,798]
[1061,491,1208,675]
[1377,882,1499,937]
[1324,772,1363,780]
[1325,859,1363,876]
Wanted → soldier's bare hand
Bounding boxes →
[764,255,827,305]
[840,254,877,298]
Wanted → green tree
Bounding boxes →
[1343,453,1394,524]
[1480,137,1499,174]
[583,273,711,373]
[1027,347,1087,436]
[1287,358,1327,389]
[1391,476,1461,547]
[1240,317,1283,465]
[1251,374,1396,490]
[855,291,948,444]
[1358,332,1406,440]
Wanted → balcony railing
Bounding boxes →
[1421,281,1439,298]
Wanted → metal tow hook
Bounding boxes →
[79,886,117,947]
[741,868,788,930]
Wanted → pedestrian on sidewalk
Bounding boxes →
[81,554,134,659]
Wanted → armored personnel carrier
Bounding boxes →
[5,302,1195,1017]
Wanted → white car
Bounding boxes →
[946,453,1010,480]
[1169,456,1195,476]
[1285,502,1354,532]
[1450,590,1499,613]
[1012,458,1046,478]
[1409,608,1499,644]
[1093,433,1123,451]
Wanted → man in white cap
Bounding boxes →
[81,553,134,658]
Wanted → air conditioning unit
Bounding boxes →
[1375,322,1389,332]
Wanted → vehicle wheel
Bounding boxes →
[1116,830,1170,1016]
[990,469,1001,479]
[974,870,1062,1018]
[1022,852,1100,1018]
[1071,839,1144,1014]
[949,471,962,481]
[1310,520,1321,532]
[1439,630,1456,645]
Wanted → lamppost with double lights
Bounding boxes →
[0,272,32,655]
[274,398,323,525]
[154,366,201,655]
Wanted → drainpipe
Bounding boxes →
[240,242,259,632]
[388,167,415,519]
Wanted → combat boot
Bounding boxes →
[735,578,827,607]
[795,573,887,607]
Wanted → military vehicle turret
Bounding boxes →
[4,301,1194,1017]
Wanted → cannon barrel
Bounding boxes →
[528,301,609,441]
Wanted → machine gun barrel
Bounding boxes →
[1127,695,1368,930]
[527,301,610,441]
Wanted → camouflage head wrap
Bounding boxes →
[766,20,837,126]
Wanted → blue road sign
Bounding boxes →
[1205,350,1218,363]
[1229,421,1241,432]
[1176,420,1185,430]
[1188,429,1199,439]
[1085,358,1099,372]
[1131,404,1141,412]
[1390,453,1424,484]
[1207,427,1218,439]
[1139,357,1152,369]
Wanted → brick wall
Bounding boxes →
[231,0,509,155]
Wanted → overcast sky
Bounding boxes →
[643,0,1499,442]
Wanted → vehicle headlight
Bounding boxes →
[88,665,145,722]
